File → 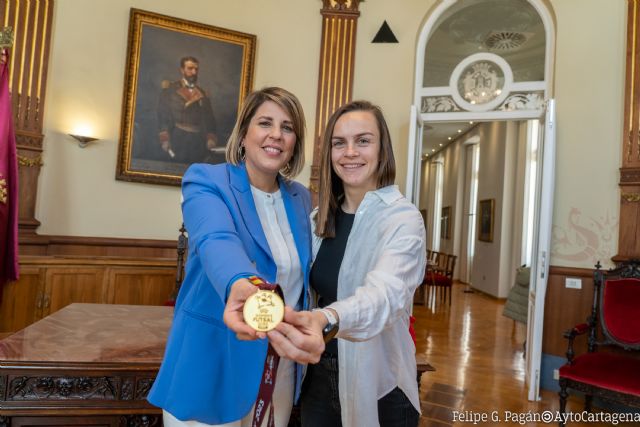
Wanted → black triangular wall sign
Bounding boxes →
[372,20,398,43]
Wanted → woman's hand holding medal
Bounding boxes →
[223,278,269,340]
[224,276,325,363]
[268,308,326,364]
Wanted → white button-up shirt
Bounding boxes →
[251,186,303,309]
[311,185,426,427]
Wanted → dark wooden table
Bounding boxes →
[0,303,172,426]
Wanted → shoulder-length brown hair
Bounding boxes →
[226,87,306,179]
[314,100,396,238]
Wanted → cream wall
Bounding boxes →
[350,0,436,193]
[36,0,628,266]
[472,122,508,296]
[438,140,463,258]
[548,0,625,269]
[38,0,321,239]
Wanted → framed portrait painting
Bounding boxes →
[478,199,495,242]
[116,9,256,186]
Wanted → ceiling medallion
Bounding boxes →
[459,61,504,105]
[449,52,513,112]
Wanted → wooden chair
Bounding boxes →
[425,253,457,306]
[415,250,438,305]
[165,223,188,306]
[558,260,640,425]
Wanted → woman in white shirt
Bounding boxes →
[272,100,426,427]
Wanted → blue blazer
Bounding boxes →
[148,162,312,424]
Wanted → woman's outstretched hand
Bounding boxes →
[223,278,265,340]
[267,307,326,364]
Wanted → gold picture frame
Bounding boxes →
[116,9,256,186]
[478,199,495,242]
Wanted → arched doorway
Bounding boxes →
[407,0,556,401]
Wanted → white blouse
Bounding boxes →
[311,185,426,427]
[251,186,303,309]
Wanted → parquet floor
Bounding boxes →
[413,283,633,426]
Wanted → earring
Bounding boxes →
[238,144,246,160]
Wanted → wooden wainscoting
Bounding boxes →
[19,234,178,258]
[543,265,596,357]
[0,256,176,335]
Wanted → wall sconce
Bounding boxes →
[69,134,99,148]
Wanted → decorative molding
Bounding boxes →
[121,377,134,400]
[15,130,44,149]
[0,375,6,400]
[322,0,361,13]
[119,415,161,427]
[498,92,544,111]
[618,0,640,258]
[1,1,53,136]
[17,154,43,167]
[622,192,640,202]
[551,208,617,266]
[421,96,461,113]
[134,377,154,400]
[623,0,640,166]
[548,265,595,278]
[0,174,6,204]
[7,375,118,401]
[620,167,640,184]
[310,0,362,203]
[0,27,14,48]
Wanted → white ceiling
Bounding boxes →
[423,122,477,159]
[420,0,544,157]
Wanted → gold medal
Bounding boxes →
[243,289,285,332]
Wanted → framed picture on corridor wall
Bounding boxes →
[116,9,256,186]
[478,199,495,242]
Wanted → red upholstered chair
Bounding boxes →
[425,253,456,306]
[558,260,640,425]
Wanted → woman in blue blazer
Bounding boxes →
[148,87,317,426]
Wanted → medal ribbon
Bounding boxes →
[248,276,284,427]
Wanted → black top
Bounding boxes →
[310,208,355,354]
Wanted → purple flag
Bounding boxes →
[0,51,19,290]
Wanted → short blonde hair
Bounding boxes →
[226,87,306,179]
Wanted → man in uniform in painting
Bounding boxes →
[157,56,217,164]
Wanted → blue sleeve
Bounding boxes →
[301,185,312,216]
[181,164,258,302]
[292,180,312,215]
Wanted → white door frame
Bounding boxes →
[412,0,556,401]
[405,105,425,205]
[525,99,556,400]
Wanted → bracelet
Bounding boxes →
[314,308,339,343]
[315,308,338,326]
